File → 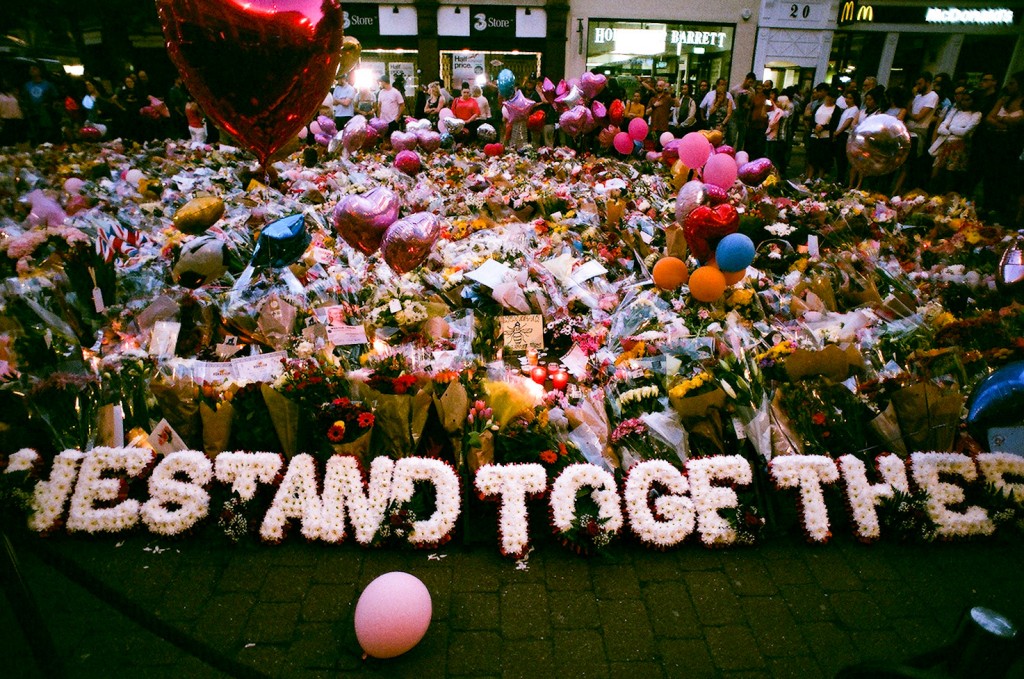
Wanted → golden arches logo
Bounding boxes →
[857,4,874,21]
[840,0,856,22]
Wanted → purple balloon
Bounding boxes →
[541,77,557,104]
[381,212,441,273]
[555,85,584,109]
[555,79,568,97]
[662,138,682,163]
[591,99,607,121]
[368,117,390,135]
[416,129,441,152]
[503,91,536,124]
[715,145,736,157]
[333,186,400,255]
[579,72,607,100]
[362,125,380,149]
[704,184,729,204]
[559,105,592,138]
[394,149,422,176]
[390,130,418,152]
[341,115,368,155]
[738,158,774,186]
[316,115,337,137]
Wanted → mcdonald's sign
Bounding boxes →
[838,0,875,24]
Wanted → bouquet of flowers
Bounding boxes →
[354,353,430,458]
[318,396,375,463]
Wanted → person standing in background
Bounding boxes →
[332,73,355,131]
[0,78,25,147]
[375,76,405,135]
[674,83,697,136]
[905,72,939,190]
[745,81,771,159]
[833,91,860,185]
[472,86,491,126]
[23,63,61,145]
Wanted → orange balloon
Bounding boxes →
[723,269,746,285]
[701,129,724,147]
[653,256,689,290]
[689,266,727,302]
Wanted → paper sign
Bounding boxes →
[807,234,820,258]
[571,260,608,285]
[317,305,353,326]
[231,351,287,383]
[498,315,543,352]
[389,299,403,314]
[466,259,516,289]
[328,324,369,346]
[148,419,188,455]
[149,321,181,358]
[561,345,590,380]
[195,361,235,384]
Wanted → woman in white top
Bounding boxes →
[805,89,838,181]
[930,89,982,193]
[849,87,884,189]
[472,86,491,123]
[834,91,860,185]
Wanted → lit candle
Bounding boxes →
[547,362,560,376]
[531,365,548,384]
[527,347,538,366]
[551,370,569,391]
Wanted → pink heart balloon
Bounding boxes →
[394,149,422,176]
[559,105,592,138]
[714,145,736,157]
[341,115,368,155]
[738,158,775,186]
[362,125,380,149]
[332,186,400,255]
[555,79,568,97]
[381,212,441,273]
[390,130,418,152]
[579,72,607,100]
[591,99,607,121]
[368,117,390,135]
[416,129,441,152]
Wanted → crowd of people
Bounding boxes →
[0,62,210,149]
[3,58,1023,226]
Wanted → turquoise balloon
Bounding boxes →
[497,69,516,99]
[439,133,454,149]
[715,233,755,273]
[251,213,310,268]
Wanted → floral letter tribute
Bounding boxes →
[7,450,1024,554]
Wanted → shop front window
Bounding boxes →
[827,32,885,88]
[354,49,420,100]
[439,50,542,93]
[586,19,735,94]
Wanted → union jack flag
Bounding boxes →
[96,223,148,262]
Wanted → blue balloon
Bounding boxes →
[251,213,310,268]
[967,361,1024,448]
[498,69,516,99]
[716,233,756,273]
[632,139,645,158]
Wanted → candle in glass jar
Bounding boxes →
[547,362,560,376]
[527,348,538,366]
[531,365,548,384]
[552,370,569,391]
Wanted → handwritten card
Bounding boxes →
[147,419,188,455]
[498,314,544,352]
[328,324,369,346]
[465,259,516,289]
[230,351,287,383]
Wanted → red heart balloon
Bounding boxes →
[683,204,739,263]
[156,0,344,168]
[484,143,505,157]
[608,100,625,126]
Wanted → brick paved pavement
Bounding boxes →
[5,515,1024,679]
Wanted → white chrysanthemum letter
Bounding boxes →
[214,452,284,501]
[474,463,547,558]
[624,460,695,548]
[838,454,909,541]
[390,457,461,547]
[687,455,752,546]
[910,453,994,538]
[770,455,839,543]
[29,450,84,533]
[141,451,213,536]
[322,456,395,545]
[67,448,155,534]
[550,463,624,536]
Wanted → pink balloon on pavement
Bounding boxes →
[627,117,648,141]
[355,572,432,659]
[702,153,738,189]
[678,132,712,169]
